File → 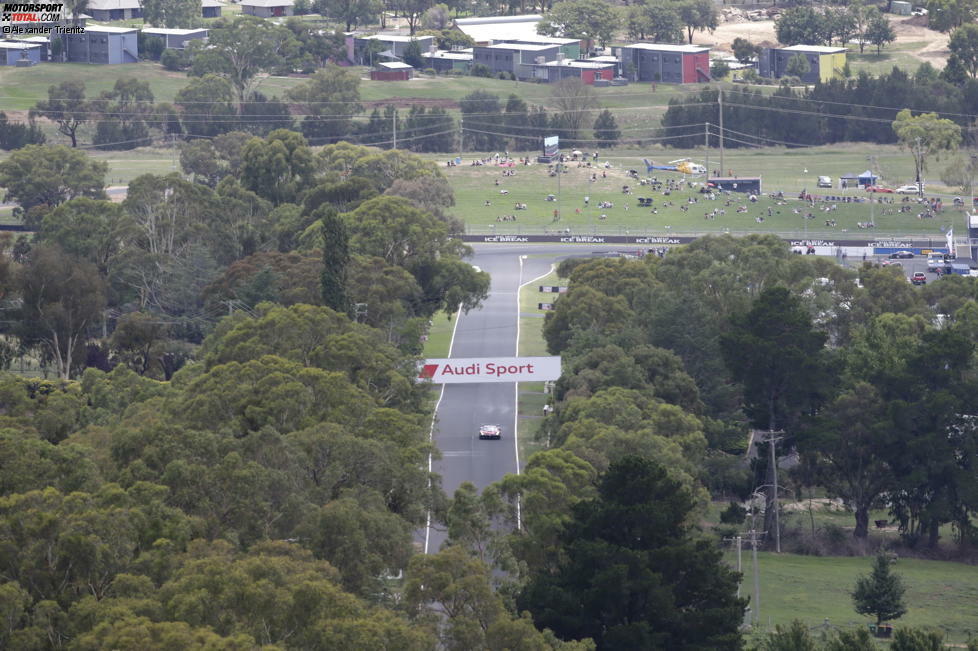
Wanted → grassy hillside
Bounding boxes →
[446,143,952,239]
[738,552,978,644]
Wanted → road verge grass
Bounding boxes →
[516,266,560,463]
[423,310,456,359]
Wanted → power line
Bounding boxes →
[18,100,716,121]
[746,91,978,123]
[722,100,973,129]
[460,125,703,146]
[712,124,825,149]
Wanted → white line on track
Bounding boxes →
[423,303,462,555]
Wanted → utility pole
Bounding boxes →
[724,534,743,597]
[736,535,742,597]
[458,115,463,157]
[557,155,562,226]
[970,154,976,210]
[969,153,976,217]
[744,497,766,627]
[705,121,710,179]
[768,430,783,553]
[749,528,762,625]
[718,88,725,174]
[915,136,922,191]
[868,155,879,226]
[722,533,745,623]
[392,109,397,149]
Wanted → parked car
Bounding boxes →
[889,250,914,259]
[912,6,927,15]
[896,184,923,194]
[866,186,895,193]
[817,176,832,188]
[912,272,927,285]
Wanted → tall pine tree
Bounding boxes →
[319,206,351,317]
[592,109,620,148]
[852,551,907,626]
[518,456,745,649]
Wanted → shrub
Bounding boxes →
[713,525,739,541]
[740,68,760,83]
[161,48,188,71]
[141,35,165,61]
[711,60,730,79]
[471,63,491,77]
[0,112,45,150]
[298,54,317,74]
[720,502,747,525]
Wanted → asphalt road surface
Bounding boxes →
[423,245,564,554]
[421,245,945,553]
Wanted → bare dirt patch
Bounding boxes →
[362,97,459,109]
[694,14,949,66]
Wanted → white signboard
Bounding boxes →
[419,356,561,384]
[543,135,559,157]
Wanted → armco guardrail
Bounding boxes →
[462,229,952,249]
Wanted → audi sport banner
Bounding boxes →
[418,356,561,384]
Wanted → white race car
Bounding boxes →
[479,424,501,440]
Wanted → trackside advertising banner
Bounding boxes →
[419,356,561,384]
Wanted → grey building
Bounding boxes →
[422,49,473,73]
[22,36,50,61]
[141,28,209,49]
[347,33,435,65]
[84,0,142,21]
[63,25,138,64]
[454,14,544,44]
[499,36,581,59]
[240,0,293,18]
[0,41,41,66]
[757,45,846,84]
[202,0,223,17]
[616,43,710,84]
[472,42,560,79]
[529,59,615,84]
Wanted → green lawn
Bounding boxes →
[0,145,176,186]
[516,382,549,462]
[518,266,557,358]
[423,310,457,359]
[357,73,694,111]
[737,552,978,645]
[446,143,954,239]
[90,148,182,186]
[0,62,194,110]
[0,59,308,114]
[847,42,933,78]
[516,267,559,462]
